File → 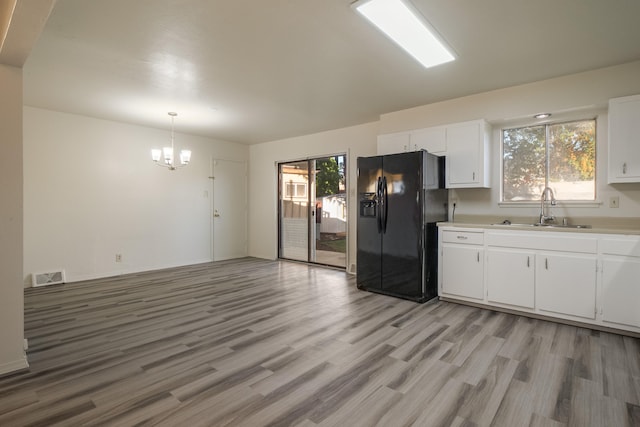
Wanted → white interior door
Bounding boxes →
[212,159,248,261]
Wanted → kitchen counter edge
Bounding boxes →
[437,222,640,235]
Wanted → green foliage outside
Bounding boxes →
[503,120,595,201]
[549,121,596,182]
[316,237,346,253]
[503,126,546,200]
[316,157,341,197]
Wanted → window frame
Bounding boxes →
[499,116,598,205]
[284,181,308,199]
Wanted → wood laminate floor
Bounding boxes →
[1,258,639,426]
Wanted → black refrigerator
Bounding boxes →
[357,151,448,303]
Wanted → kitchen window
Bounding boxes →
[502,119,596,202]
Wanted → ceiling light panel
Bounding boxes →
[353,0,455,69]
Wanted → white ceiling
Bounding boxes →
[21,0,640,144]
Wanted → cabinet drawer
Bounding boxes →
[442,230,484,245]
[601,238,640,257]
[486,232,597,254]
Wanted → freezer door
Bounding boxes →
[381,152,424,298]
[357,156,383,291]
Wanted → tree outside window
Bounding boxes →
[315,157,345,197]
[502,119,596,201]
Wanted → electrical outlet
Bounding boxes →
[115,254,122,262]
[609,196,620,208]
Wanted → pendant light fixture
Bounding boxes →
[151,112,191,170]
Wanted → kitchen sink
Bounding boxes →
[491,221,591,229]
[533,223,591,229]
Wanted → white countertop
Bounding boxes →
[438,216,640,236]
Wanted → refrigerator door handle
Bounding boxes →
[376,176,383,233]
[382,176,389,233]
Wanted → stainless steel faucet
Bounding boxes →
[539,187,556,224]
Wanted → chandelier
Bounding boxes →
[151,112,191,170]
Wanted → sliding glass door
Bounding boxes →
[278,154,347,268]
[278,160,310,262]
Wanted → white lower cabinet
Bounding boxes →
[440,229,484,300]
[486,248,535,308]
[601,258,640,328]
[483,231,597,321]
[438,226,640,334]
[600,236,640,329]
[536,253,597,320]
[486,241,597,318]
[442,245,484,300]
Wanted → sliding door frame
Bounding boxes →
[277,152,348,269]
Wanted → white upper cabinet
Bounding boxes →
[377,132,410,155]
[608,94,640,183]
[377,126,446,156]
[377,119,491,189]
[411,126,447,154]
[445,120,491,188]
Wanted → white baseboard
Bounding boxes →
[46,258,215,284]
[0,355,29,377]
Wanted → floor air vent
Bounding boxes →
[32,270,66,287]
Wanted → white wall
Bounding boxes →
[378,60,640,221]
[0,64,28,375]
[248,61,640,268]
[23,107,248,285]
[24,61,640,287]
[248,121,379,268]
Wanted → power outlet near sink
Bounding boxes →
[609,196,620,208]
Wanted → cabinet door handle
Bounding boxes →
[477,252,480,262]
[456,235,468,240]
[472,172,476,181]
[623,163,627,174]
[527,256,530,267]
[545,258,548,270]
